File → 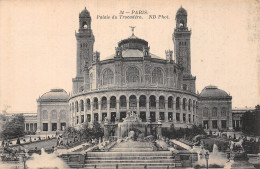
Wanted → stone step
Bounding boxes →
[84,165,178,169]
[87,156,174,160]
[85,163,176,168]
[86,159,174,164]
[110,148,153,152]
[113,144,152,148]
[87,151,172,157]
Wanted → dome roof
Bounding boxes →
[101,31,163,60]
[102,49,162,60]
[176,6,187,16]
[118,34,148,51]
[79,7,90,18]
[39,89,69,102]
[200,86,230,98]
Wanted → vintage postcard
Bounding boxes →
[0,0,259,168]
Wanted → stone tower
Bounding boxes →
[173,6,191,75]
[73,7,95,93]
[173,7,196,93]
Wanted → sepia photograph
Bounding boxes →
[0,0,259,168]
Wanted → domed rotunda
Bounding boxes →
[32,7,233,135]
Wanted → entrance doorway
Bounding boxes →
[140,112,146,122]
[111,112,116,122]
[150,112,155,122]
[52,123,57,131]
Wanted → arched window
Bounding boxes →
[180,20,185,27]
[188,99,191,111]
[221,108,226,116]
[80,100,84,111]
[149,95,156,108]
[182,98,186,110]
[176,97,180,110]
[129,95,137,108]
[159,96,165,109]
[51,110,57,120]
[126,67,140,83]
[152,68,163,84]
[203,108,209,117]
[168,96,173,109]
[75,101,79,112]
[110,96,116,109]
[193,100,195,112]
[93,98,98,110]
[60,110,66,121]
[212,107,218,117]
[103,69,114,85]
[101,97,107,110]
[86,99,90,110]
[120,96,126,108]
[42,110,48,120]
[139,95,146,108]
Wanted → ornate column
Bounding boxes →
[173,101,176,123]
[98,101,102,122]
[116,99,120,120]
[180,100,183,123]
[165,100,168,122]
[107,100,110,122]
[146,99,150,121]
[91,101,94,122]
[136,99,140,115]
[126,98,129,111]
[186,101,189,113]
[156,100,159,121]
[84,102,87,122]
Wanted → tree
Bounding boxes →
[1,114,25,139]
[63,126,75,138]
[91,121,104,139]
[241,105,260,136]
[241,110,257,135]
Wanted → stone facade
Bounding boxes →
[24,7,235,134]
[36,89,69,133]
[198,86,232,131]
[69,7,198,130]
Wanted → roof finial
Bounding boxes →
[129,26,136,36]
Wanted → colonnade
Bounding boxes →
[70,95,198,126]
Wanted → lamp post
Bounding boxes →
[205,151,209,169]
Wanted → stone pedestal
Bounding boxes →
[104,123,109,140]
[224,160,255,169]
[224,151,256,169]
[157,120,162,139]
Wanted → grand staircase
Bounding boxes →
[84,140,179,169]
[59,140,182,169]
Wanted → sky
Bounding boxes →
[0,0,259,113]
